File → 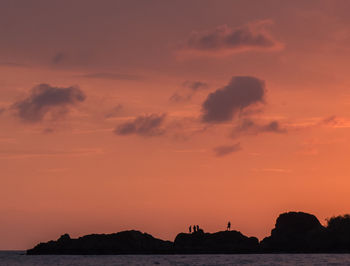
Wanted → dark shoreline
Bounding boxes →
[27,211,350,255]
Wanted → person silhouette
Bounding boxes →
[193,225,196,233]
[227,221,231,231]
[189,226,192,233]
[196,225,199,232]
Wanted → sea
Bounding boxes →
[1,251,350,265]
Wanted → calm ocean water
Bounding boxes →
[1,251,350,265]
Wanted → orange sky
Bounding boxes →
[1,0,350,250]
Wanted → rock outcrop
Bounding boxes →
[174,230,259,254]
[260,211,328,252]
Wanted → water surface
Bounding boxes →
[2,251,350,265]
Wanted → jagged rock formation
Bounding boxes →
[27,230,173,255]
[174,230,259,253]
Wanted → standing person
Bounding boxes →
[196,225,199,232]
[227,221,231,231]
[189,226,192,233]
[193,225,196,233]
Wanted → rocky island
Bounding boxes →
[26,230,173,255]
[27,211,350,255]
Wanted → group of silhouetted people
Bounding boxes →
[189,225,200,233]
[188,222,231,233]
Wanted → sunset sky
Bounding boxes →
[2,0,350,250]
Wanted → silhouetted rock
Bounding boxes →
[27,211,350,255]
[260,211,328,252]
[174,230,259,254]
[326,214,350,252]
[27,230,173,255]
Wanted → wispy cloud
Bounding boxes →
[183,81,208,91]
[170,81,209,103]
[114,113,166,137]
[213,143,242,157]
[52,52,65,64]
[79,72,143,81]
[0,148,103,159]
[252,168,292,173]
[287,115,350,130]
[171,148,207,153]
[180,20,282,56]
[231,119,287,137]
[0,61,29,68]
[105,104,123,118]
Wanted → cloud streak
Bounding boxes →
[13,84,86,123]
[0,62,29,68]
[52,52,65,64]
[0,148,103,160]
[105,104,123,118]
[183,21,282,56]
[183,81,208,91]
[80,72,143,81]
[169,81,209,103]
[114,113,166,137]
[213,143,242,157]
[169,92,192,103]
[232,119,287,137]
